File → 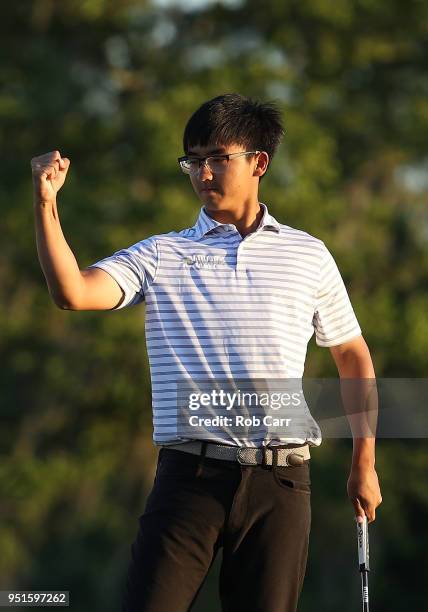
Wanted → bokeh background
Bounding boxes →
[1,0,427,609]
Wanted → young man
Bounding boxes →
[31,93,382,612]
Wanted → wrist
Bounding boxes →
[33,198,57,211]
[351,458,375,471]
[351,437,375,468]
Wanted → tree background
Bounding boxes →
[1,0,427,609]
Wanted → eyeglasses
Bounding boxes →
[177,151,261,175]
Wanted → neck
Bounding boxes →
[204,199,264,238]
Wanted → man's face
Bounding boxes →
[185,142,265,210]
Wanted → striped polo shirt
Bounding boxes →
[88,202,362,448]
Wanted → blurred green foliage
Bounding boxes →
[1,0,427,609]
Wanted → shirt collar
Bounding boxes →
[190,202,281,240]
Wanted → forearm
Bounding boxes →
[336,348,378,468]
[33,198,83,308]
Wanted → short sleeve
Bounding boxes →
[86,236,158,310]
[312,245,362,346]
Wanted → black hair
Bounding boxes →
[182,93,285,182]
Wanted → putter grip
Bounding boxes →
[357,516,370,571]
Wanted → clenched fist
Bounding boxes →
[31,150,70,204]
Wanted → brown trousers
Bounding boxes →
[122,445,311,612]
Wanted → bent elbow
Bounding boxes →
[50,292,75,310]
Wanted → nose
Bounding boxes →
[197,160,213,179]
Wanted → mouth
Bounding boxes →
[201,188,217,192]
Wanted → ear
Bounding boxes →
[253,151,269,178]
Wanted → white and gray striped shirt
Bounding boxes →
[88,202,362,448]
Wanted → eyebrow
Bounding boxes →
[186,148,227,156]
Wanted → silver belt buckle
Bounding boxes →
[285,452,305,467]
[236,447,256,466]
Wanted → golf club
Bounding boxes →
[356,515,370,612]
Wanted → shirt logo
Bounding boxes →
[184,254,226,269]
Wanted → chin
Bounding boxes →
[202,193,224,201]
[202,194,222,204]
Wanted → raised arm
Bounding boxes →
[31,150,124,310]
